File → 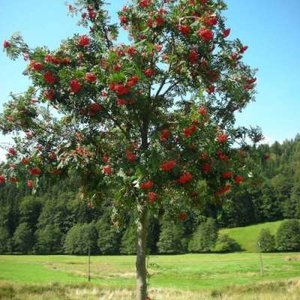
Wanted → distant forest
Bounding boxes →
[1,135,300,255]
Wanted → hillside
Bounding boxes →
[220,220,285,252]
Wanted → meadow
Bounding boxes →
[0,253,300,300]
[220,220,284,252]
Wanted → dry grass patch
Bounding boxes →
[1,279,300,300]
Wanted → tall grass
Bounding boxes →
[1,279,300,300]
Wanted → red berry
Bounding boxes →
[120,15,128,24]
[88,9,96,19]
[127,76,139,87]
[199,106,208,115]
[160,160,176,172]
[102,155,109,163]
[126,150,137,162]
[198,28,214,42]
[178,211,188,221]
[21,157,31,165]
[70,79,82,93]
[30,61,44,71]
[44,71,56,85]
[203,15,218,26]
[216,184,231,196]
[178,24,190,35]
[29,167,42,176]
[85,72,97,83]
[44,89,55,100]
[148,192,158,204]
[207,85,215,94]
[27,180,34,189]
[223,28,231,38]
[3,40,11,48]
[127,46,137,56]
[183,125,197,138]
[177,172,193,184]
[116,98,127,106]
[247,77,257,85]
[112,84,129,96]
[240,45,248,53]
[217,133,228,143]
[78,35,90,47]
[144,68,155,78]
[201,163,212,174]
[222,171,233,179]
[189,49,199,64]
[8,148,17,156]
[139,0,151,8]
[160,129,171,141]
[88,103,102,116]
[0,176,6,184]
[103,165,112,175]
[234,175,244,184]
[140,180,154,190]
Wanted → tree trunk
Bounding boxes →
[136,205,148,300]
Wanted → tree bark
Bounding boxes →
[136,205,148,300]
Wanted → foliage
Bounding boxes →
[120,222,137,255]
[96,216,122,255]
[146,216,160,253]
[12,222,33,253]
[34,224,63,254]
[19,196,42,230]
[0,227,10,253]
[64,222,98,254]
[157,218,186,254]
[276,219,300,252]
[188,217,218,252]
[214,234,241,253]
[257,228,276,252]
[36,191,78,234]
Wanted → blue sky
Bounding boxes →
[0,0,300,147]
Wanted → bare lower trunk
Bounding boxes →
[136,205,148,300]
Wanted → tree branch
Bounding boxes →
[102,25,113,49]
[160,80,181,98]
[101,106,130,140]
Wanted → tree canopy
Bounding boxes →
[1,1,261,299]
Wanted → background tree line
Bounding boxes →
[1,135,300,255]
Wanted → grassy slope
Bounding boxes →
[220,220,285,252]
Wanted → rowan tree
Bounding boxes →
[1,0,262,299]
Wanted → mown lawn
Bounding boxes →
[0,253,299,292]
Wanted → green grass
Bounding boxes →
[220,220,285,252]
[0,253,300,299]
[1,220,300,299]
[1,253,300,289]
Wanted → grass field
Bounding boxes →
[220,220,285,252]
[0,253,300,299]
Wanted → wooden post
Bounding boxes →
[88,245,91,282]
[257,242,264,276]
